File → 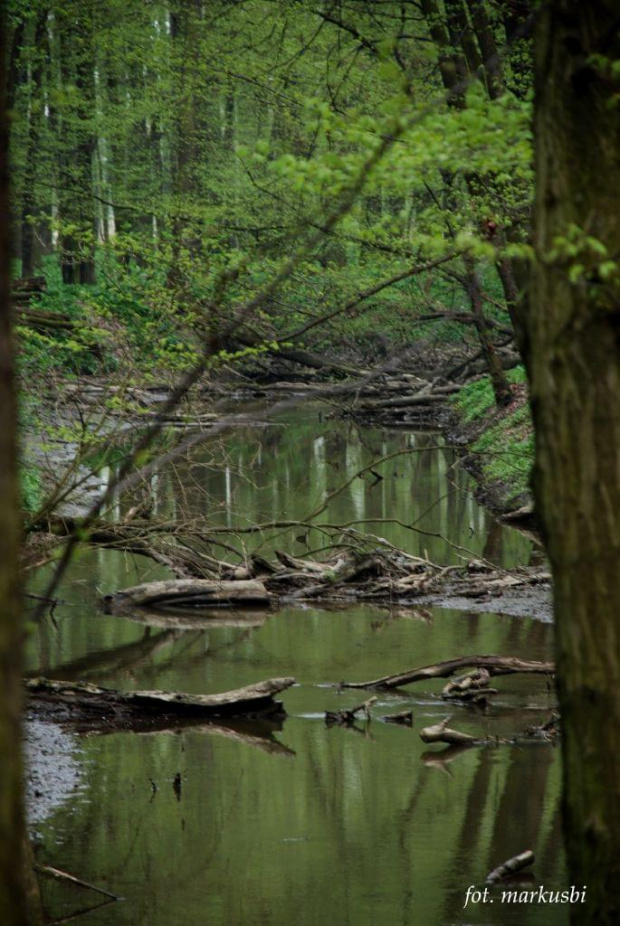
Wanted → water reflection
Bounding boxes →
[26,413,564,926]
[147,411,533,566]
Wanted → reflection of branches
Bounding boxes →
[26,629,180,681]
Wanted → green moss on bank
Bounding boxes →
[452,366,534,506]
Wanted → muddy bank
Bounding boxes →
[417,582,552,621]
[24,719,83,834]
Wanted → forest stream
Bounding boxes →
[24,408,564,926]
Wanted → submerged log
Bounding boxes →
[104,578,270,612]
[340,655,555,691]
[381,710,414,726]
[486,850,535,884]
[26,676,295,725]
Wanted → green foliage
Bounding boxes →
[453,367,533,501]
[453,366,526,423]
[20,464,43,513]
[9,0,534,376]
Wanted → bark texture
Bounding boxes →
[0,14,28,923]
[529,4,620,922]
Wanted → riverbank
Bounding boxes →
[447,366,535,517]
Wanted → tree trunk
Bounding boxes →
[421,0,513,403]
[57,6,96,285]
[0,16,29,924]
[528,4,620,922]
[464,257,512,405]
[20,11,47,278]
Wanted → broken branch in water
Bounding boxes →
[441,668,498,703]
[35,865,120,900]
[419,716,478,746]
[486,850,535,884]
[523,711,560,740]
[340,655,555,691]
[325,696,377,727]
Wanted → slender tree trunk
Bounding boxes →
[466,0,502,98]
[464,257,512,405]
[421,0,513,403]
[21,11,47,278]
[528,4,620,922]
[0,15,29,925]
[57,7,96,285]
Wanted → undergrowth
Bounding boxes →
[452,366,534,504]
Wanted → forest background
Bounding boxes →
[3,1,620,924]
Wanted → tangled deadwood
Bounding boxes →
[325,696,377,727]
[441,668,498,703]
[101,546,550,613]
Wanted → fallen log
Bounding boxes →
[104,578,270,612]
[366,390,461,410]
[419,716,477,746]
[234,330,364,377]
[486,850,535,884]
[340,655,555,691]
[17,308,79,333]
[26,676,295,724]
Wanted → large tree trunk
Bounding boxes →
[0,15,29,925]
[528,4,620,922]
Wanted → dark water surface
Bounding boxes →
[25,410,566,926]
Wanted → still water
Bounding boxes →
[25,410,565,926]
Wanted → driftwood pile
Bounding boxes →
[102,548,550,614]
[328,349,520,425]
[264,549,548,605]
